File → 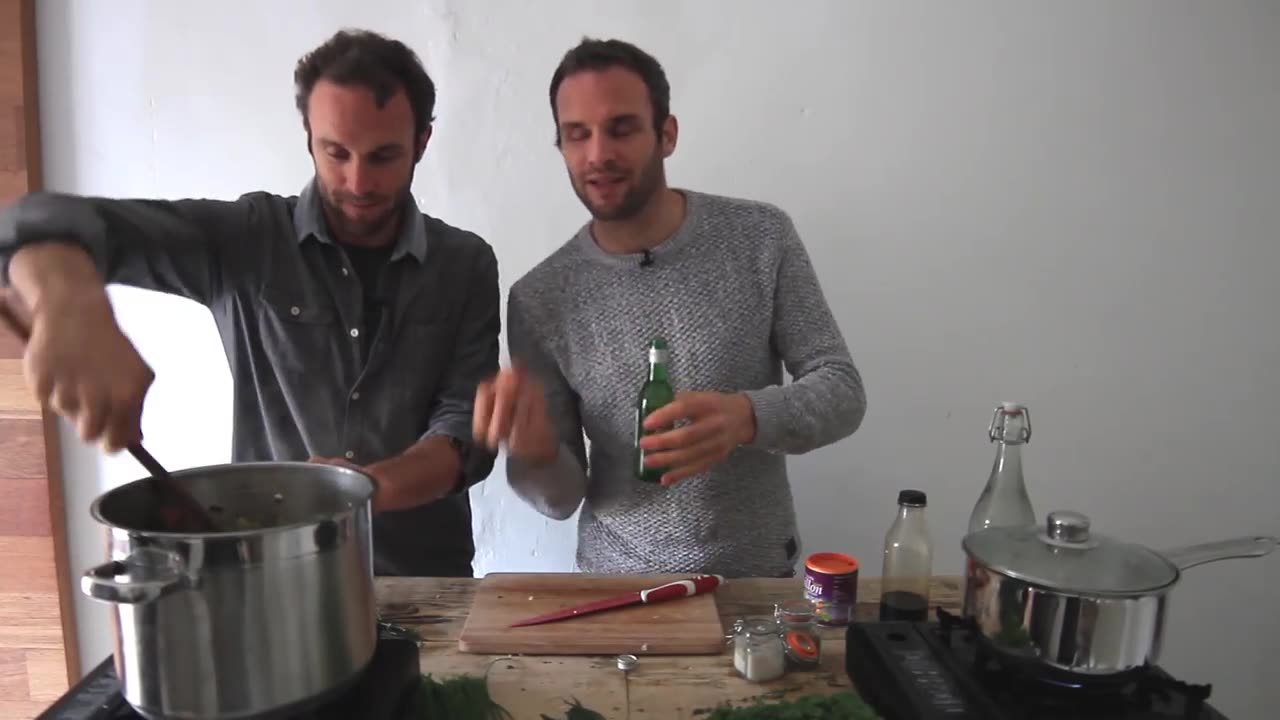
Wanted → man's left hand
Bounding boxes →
[308,455,389,511]
[309,434,462,512]
[637,391,757,486]
[308,456,362,472]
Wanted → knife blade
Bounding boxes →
[508,574,725,628]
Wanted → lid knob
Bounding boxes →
[1046,511,1091,543]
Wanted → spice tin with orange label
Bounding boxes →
[803,552,859,626]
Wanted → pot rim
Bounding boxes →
[961,511,1193,595]
[88,460,376,539]
[963,543,1181,599]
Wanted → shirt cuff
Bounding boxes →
[420,429,470,495]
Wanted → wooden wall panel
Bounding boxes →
[0,0,78,713]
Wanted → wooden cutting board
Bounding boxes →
[458,572,727,656]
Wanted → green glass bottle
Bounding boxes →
[634,337,675,483]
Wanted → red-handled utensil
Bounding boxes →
[508,574,725,628]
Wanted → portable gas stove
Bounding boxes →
[846,608,1229,720]
[37,625,423,720]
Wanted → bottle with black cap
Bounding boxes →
[879,489,933,621]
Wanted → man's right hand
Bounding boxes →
[472,361,559,465]
[3,242,154,452]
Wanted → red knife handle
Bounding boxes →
[639,574,724,603]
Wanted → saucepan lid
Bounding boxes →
[962,510,1180,597]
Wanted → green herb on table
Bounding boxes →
[541,697,609,719]
[694,690,881,719]
[407,673,512,719]
[407,666,609,719]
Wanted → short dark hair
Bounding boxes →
[548,38,671,146]
[294,29,436,139]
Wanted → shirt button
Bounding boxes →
[351,391,360,400]
[344,450,355,460]
[349,328,360,338]
[341,268,349,277]
[290,306,300,316]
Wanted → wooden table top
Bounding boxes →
[376,574,964,719]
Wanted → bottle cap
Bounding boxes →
[648,337,668,350]
[898,489,927,507]
[1001,401,1024,413]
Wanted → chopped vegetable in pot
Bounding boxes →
[207,503,286,531]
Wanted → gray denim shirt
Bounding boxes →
[0,179,500,576]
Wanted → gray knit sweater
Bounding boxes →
[505,190,866,577]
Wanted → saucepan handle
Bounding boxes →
[81,547,186,604]
[1160,535,1278,571]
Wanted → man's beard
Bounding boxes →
[317,177,413,246]
[572,148,664,222]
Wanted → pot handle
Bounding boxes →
[81,547,186,604]
[1160,535,1278,571]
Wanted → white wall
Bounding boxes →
[35,1,1279,718]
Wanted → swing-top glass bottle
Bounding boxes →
[968,402,1036,532]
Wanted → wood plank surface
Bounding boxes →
[458,573,725,656]
[0,0,78,708]
[379,574,964,719]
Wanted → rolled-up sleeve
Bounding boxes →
[420,240,501,490]
[0,191,255,305]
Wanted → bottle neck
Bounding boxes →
[892,505,928,534]
[990,442,1024,487]
[648,349,669,381]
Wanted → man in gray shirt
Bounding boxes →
[473,38,867,578]
[0,30,498,577]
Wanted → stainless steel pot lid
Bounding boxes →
[962,510,1179,596]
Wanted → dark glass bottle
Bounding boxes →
[879,489,933,622]
[634,338,675,483]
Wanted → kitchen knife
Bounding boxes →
[508,574,725,628]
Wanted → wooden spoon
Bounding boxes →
[0,290,221,533]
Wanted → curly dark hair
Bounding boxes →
[548,37,671,147]
[294,29,436,140]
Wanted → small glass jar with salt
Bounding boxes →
[732,620,786,683]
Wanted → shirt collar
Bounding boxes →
[292,177,428,263]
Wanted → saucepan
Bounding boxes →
[961,510,1276,685]
[0,291,381,716]
[83,461,379,719]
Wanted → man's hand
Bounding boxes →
[309,456,388,511]
[637,391,757,486]
[308,456,363,472]
[472,361,559,465]
[309,434,462,513]
[1,246,155,453]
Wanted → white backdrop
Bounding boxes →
[35,2,1279,718]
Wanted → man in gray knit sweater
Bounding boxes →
[474,39,867,578]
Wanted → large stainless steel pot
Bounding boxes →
[962,510,1276,684]
[82,461,379,719]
